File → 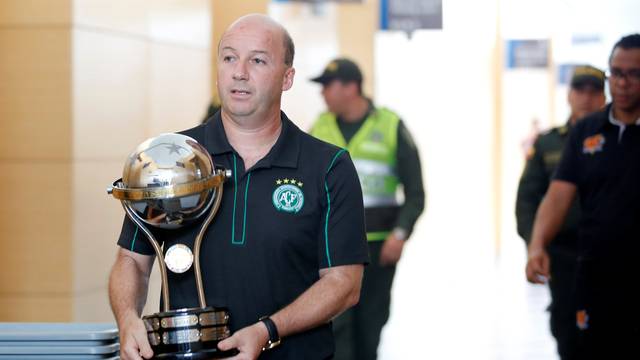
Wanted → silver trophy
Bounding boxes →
[108,133,237,359]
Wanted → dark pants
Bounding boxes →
[548,252,579,360]
[575,257,640,359]
[333,241,396,360]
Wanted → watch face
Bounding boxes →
[165,244,194,273]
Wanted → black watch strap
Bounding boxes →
[259,316,281,351]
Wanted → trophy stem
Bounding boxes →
[123,203,172,312]
[193,173,225,308]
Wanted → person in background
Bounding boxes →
[309,58,425,360]
[526,34,640,359]
[516,65,605,360]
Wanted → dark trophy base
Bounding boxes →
[143,306,238,359]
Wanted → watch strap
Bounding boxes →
[259,316,281,351]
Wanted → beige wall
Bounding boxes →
[0,0,211,322]
[337,0,378,97]
[72,0,212,321]
[0,0,73,321]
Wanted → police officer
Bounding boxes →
[526,34,640,359]
[516,65,605,360]
[309,58,425,360]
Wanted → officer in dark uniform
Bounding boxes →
[516,65,605,360]
[526,33,640,359]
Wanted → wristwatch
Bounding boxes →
[259,316,281,351]
[392,228,408,241]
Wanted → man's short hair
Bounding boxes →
[609,33,640,64]
[283,29,295,67]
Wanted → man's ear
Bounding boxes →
[282,67,295,91]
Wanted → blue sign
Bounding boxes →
[380,0,443,33]
[506,39,549,69]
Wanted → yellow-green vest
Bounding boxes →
[311,108,400,240]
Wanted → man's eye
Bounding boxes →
[253,58,266,64]
[223,56,234,62]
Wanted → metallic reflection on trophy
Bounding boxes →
[108,133,236,359]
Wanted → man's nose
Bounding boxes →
[233,61,249,80]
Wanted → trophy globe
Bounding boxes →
[108,133,236,359]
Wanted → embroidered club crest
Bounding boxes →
[582,134,605,155]
[272,179,304,213]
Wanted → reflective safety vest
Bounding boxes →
[311,108,401,241]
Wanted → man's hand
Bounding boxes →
[525,244,551,284]
[379,233,405,266]
[217,322,269,360]
[119,313,153,360]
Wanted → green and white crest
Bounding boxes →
[272,180,304,213]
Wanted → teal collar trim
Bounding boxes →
[231,153,251,246]
[231,154,239,244]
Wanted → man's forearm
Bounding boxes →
[270,264,363,338]
[529,181,576,250]
[109,251,152,325]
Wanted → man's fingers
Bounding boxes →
[134,331,154,359]
[526,260,542,283]
[122,338,143,360]
[526,257,550,284]
[217,335,236,351]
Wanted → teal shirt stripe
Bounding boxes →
[231,154,238,245]
[240,172,252,245]
[130,226,139,251]
[323,148,347,267]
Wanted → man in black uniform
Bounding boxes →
[109,14,369,360]
[516,65,605,360]
[309,59,425,360]
[526,34,640,359]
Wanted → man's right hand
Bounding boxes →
[119,314,153,360]
[525,245,551,284]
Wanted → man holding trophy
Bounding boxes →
[108,14,369,360]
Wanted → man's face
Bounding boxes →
[568,85,605,121]
[609,47,640,113]
[217,21,294,119]
[321,80,354,115]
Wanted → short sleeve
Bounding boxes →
[116,215,157,255]
[318,149,369,269]
[554,125,582,184]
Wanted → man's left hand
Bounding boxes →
[379,233,405,266]
[217,322,269,360]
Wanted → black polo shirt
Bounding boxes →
[554,104,640,261]
[117,111,368,359]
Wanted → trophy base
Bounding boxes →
[143,306,236,359]
[153,346,239,359]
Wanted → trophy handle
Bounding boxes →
[122,203,172,312]
[193,169,226,308]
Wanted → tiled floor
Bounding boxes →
[376,224,559,360]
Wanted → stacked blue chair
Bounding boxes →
[0,323,119,359]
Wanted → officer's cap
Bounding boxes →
[571,65,605,91]
[310,58,363,85]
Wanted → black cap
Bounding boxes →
[310,58,363,85]
[570,65,605,90]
